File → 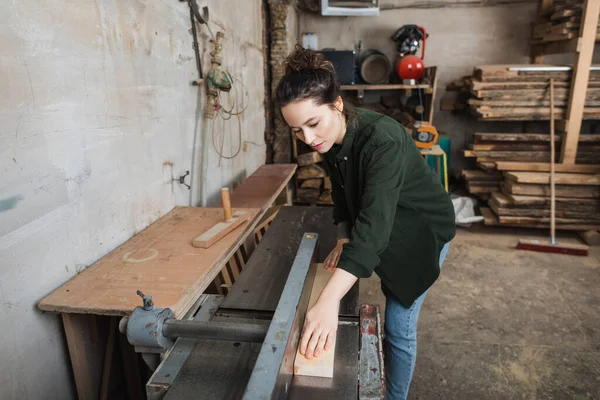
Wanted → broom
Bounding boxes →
[516,78,589,256]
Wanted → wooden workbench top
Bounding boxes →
[37,207,260,318]
[37,163,297,318]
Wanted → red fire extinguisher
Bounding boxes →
[391,25,427,83]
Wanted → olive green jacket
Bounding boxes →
[323,108,456,307]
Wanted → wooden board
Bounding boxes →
[495,192,600,211]
[300,179,323,189]
[294,264,335,378]
[474,133,600,143]
[227,164,296,210]
[494,161,600,173]
[504,172,600,185]
[561,0,600,164]
[502,181,600,198]
[37,207,260,317]
[192,210,250,248]
[460,169,502,181]
[490,197,593,219]
[481,207,600,230]
[297,164,326,180]
[579,230,600,245]
[296,151,324,166]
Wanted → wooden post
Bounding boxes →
[560,0,600,164]
[550,79,556,244]
[221,188,232,221]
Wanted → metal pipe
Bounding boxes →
[162,320,269,343]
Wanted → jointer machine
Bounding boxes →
[119,207,385,399]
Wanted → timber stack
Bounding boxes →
[481,172,600,231]
[292,137,333,205]
[466,65,600,121]
[531,0,600,45]
[460,133,600,230]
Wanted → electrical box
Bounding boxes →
[321,0,380,16]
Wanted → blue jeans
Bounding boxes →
[384,242,450,400]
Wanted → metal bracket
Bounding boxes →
[177,171,190,190]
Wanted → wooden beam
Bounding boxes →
[561,0,600,164]
[495,161,600,174]
[504,171,600,185]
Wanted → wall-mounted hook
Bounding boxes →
[189,0,209,25]
[177,171,191,190]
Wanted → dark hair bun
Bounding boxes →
[284,44,335,74]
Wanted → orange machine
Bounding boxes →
[412,121,439,149]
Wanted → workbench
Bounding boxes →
[36,164,297,400]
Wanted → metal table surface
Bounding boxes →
[162,206,361,399]
[221,206,359,317]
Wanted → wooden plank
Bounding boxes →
[317,190,334,205]
[561,0,600,164]
[296,188,321,203]
[341,83,430,91]
[323,177,332,191]
[475,133,600,142]
[297,164,326,179]
[227,164,297,210]
[294,264,335,378]
[119,330,144,400]
[497,214,600,225]
[578,230,600,245]
[296,151,324,166]
[62,314,105,400]
[502,192,600,209]
[495,161,600,173]
[471,143,551,151]
[469,98,600,107]
[300,178,323,189]
[504,171,600,185]
[481,207,499,225]
[466,182,499,194]
[490,197,593,219]
[504,181,600,198]
[192,210,250,248]
[460,169,502,181]
[99,317,117,400]
[38,207,260,318]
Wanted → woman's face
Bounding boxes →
[280,97,344,154]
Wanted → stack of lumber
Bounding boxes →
[464,65,600,121]
[293,139,333,205]
[460,132,600,230]
[459,169,502,199]
[531,0,600,45]
[482,171,600,231]
[464,133,600,167]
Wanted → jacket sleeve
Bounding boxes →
[336,140,406,278]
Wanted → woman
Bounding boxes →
[276,46,455,400]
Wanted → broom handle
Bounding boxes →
[550,78,556,245]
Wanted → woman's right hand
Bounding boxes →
[324,238,350,271]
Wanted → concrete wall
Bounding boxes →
[297,2,568,170]
[0,0,265,398]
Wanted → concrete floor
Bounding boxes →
[359,225,600,399]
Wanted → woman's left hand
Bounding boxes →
[300,297,339,359]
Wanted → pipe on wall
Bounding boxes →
[190,31,225,207]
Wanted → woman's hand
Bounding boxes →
[300,297,339,359]
[324,238,350,271]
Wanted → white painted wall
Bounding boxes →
[0,0,265,398]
